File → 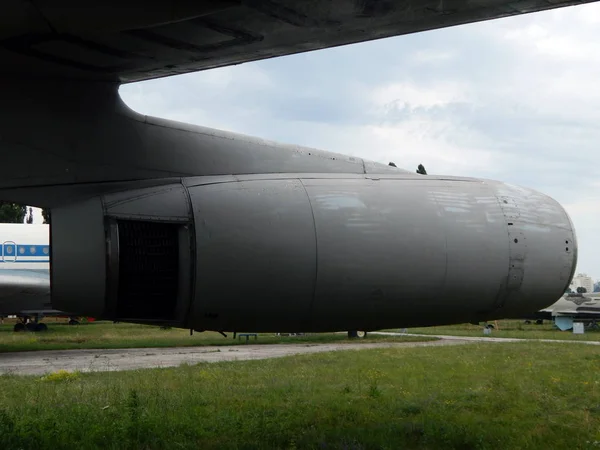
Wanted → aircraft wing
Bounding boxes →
[541,295,600,317]
[554,307,600,316]
[1,0,595,83]
[0,269,51,315]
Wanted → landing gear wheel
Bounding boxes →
[348,330,367,339]
[13,323,25,332]
[68,319,80,326]
[35,323,48,332]
[535,319,544,325]
[524,320,531,325]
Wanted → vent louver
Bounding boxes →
[116,220,179,320]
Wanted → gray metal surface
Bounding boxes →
[50,173,577,332]
[0,269,51,315]
[0,1,595,83]
[0,82,403,197]
[52,197,106,318]
[190,178,317,332]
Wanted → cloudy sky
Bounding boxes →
[119,3,600,281]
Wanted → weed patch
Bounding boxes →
[0,342,597,449]
[39,370,80,383]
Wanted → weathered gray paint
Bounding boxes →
[0,81,578,332]
[50,174,577,332]
[0,82,403,198]
[0,269,52,315]
[0,1,595,83]
[190,179,318,331]
[51,197,106,318]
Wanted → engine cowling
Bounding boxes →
[50,174,577,332]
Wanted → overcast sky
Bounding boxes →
[119,3,600,281]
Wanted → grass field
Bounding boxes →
[399,320,600,341]
[0,319,435,353]
[1,342,599,449]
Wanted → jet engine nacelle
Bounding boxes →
[50,174,577,332]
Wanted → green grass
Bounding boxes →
[0,320,434,353]
[396,320,600,341]
[1,342,599,449]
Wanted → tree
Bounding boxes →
[41,208,51,225]
[577,287,587,294]
[0,202,27,223]
[25,207,33,224]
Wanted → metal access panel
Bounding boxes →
[115,220,180,321]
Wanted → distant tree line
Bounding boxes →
[0,203,27,223]
[0,202,50,224]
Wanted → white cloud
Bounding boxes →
[563,197,600,280]
[504,23,548,40]
[370,81,467,109]
[577,3,600,24]
[367,123,496,174]
[24,207,44,224]
[410,49,456,65]
[498,3,600,65]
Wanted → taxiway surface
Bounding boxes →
[1,339,469,375]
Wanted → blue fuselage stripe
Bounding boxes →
[0,243,50,259]
[0,260,50,263]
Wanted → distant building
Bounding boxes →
[595,281,600,293]
[570,273,594,293]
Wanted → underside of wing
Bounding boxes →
[0,0,595,83]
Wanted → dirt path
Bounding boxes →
[0,338,471,376]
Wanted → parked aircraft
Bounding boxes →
[0,1,585,334]
[530,293,600,331]
[0,224,80,332]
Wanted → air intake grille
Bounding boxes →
[116,220,179,320]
